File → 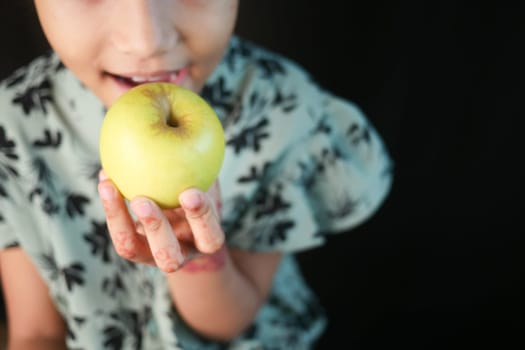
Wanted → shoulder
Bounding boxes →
[0,52,101,206]
[0,52,65,117]
[208,37,382,161]
[0,58,51,218]
[1,51,63,88]
[218,35,313,83]
[0,50,103,153]
[0,52,69,148]
[230,36,313,83]
[204,36,322,123]
[206,36,344,158]
[0,52,64,184]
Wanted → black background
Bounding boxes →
[1,1,523,349]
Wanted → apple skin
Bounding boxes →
[99,82,225,208]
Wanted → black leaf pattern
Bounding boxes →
[0,126,19,160]
[62,262,86,292]
[272,89,297,113]
[0,167,18,197]
[103,325,125,350]
[28,187,60,215]
[248,91,270,116]
[73,316,86,327]
[65,193,90,218]
[254,186,291,219]
[347,122,371,145]
[105,308,150,350]
[0,126,19,196]
[256,57,286,78]
[39,253,60,280]
[0,160,19,183]
[35,189,60,214]
[270,220,295,245]
[33,129,62,148]
[201,76,233,111]
[102,274,127,298]
[12,79,53,115]
[224,39,252,71]
[314,118,332,134]
[66,321,77,340]
[66,316,86,342]
[31,156,55,190]
[83,220,111,263]
[253,219,295,247]
[237,162,272,183]
[227,118,269,154]
[55,60,66,72]
[296,160,316,188]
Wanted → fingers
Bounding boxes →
[98,171,224,273]
[179,189,225,254]
[97,173,152,264]
[130,197,185,273]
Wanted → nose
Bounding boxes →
[110,1,177,58]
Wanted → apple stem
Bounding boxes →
[167,117,179,128]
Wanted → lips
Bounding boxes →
[108,67,189,89]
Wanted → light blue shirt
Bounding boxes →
[0,36,392,349]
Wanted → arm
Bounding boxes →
[98,177,281,341]
[0,248,67,350]
[167,247,281,341]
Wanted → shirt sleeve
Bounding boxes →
[0,178,21,250]
[0,214,19,250]
[0,125,21,250]
[221,77,393,253]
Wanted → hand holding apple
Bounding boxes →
[99,82,225,208]
[97,170,226,273]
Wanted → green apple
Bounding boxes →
[99,82,225,208]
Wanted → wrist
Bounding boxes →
[180,245,228,273]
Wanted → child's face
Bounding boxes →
[34,0,239,107]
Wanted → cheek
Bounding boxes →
[181,9,237,66]
[52,42,101,92]
[44,25,106,95]
[189,33,232,85]
[35,3,103,81]
[41,24,97,76]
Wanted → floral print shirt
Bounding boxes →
[0,36,393,349]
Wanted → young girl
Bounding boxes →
[0,1,392,349]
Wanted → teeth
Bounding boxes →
[129,71,179,83]
[130,76,162,83]
[130,76,148,83]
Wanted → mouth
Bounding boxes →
[107,67,189,89]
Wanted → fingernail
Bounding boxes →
[132,198,153,217]
[179,189,203,210]
[99,183,115,200]
[98,169,108,181]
